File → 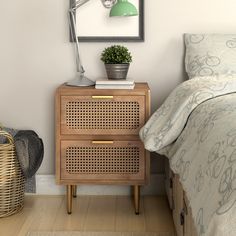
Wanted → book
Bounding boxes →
[95,84,135,89]
[96,78,134,85]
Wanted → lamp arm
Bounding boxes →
[67,0,118,86]
[68,0,90,74]
[68,10,83,74]
[71,0,90,11]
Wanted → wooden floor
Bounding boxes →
[0,195,175,236]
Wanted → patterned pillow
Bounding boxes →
[184,34,236,79]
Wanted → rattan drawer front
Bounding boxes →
[60,140,145,182]
[61,96,145,135]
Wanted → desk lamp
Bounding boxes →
[67,0,138,86]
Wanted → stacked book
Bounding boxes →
[95,78,135,89]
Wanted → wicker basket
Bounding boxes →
[0,130,25,217]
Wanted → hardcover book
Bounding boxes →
[96,78,134,85]
[95,84,135,89]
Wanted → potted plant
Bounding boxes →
[100,45,132,80]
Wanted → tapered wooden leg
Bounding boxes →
[72,185,77,198]
[134,185,140,215]
[67,185,72,214]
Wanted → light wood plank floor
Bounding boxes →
[0,195,175,236]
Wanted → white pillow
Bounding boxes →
[184,34,236,79]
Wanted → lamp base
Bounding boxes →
[66,74,95,87]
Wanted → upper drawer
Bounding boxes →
[61,95,145,135]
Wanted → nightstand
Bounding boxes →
[55,83,150,214]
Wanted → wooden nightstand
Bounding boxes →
[55,83,150,214]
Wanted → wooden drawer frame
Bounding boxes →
[60,140,146,184]
[60,95,145,135]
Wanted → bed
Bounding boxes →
[140,34,236,236]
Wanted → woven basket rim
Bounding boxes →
[0,130,14,144]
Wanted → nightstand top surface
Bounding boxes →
[56,82,150,95]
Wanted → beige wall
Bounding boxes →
[0,0,236,175]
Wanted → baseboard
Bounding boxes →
[33,174,165,196]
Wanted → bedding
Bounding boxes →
[185,34,236,79]
[140,75,236,236]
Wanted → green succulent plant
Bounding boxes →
[100,45,132,64]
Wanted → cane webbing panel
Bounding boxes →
[65,146,140,174]
[66,101,139,130]
[61,96,145,135]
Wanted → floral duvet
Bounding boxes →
[140,76,236,236]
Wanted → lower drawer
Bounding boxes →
[60,140,146,183]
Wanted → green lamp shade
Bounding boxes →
[110,0,138,17]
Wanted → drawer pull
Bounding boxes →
[92,96,113,99]
[92,141,114,144]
